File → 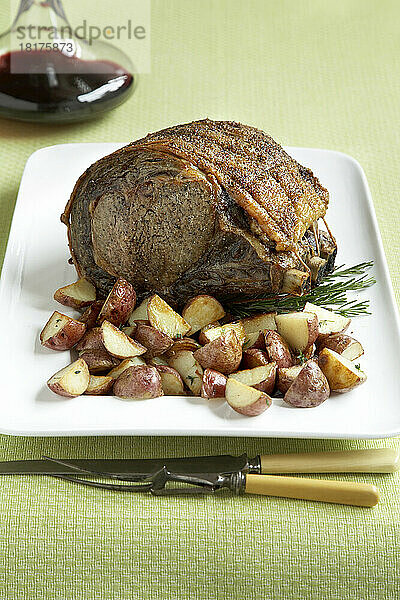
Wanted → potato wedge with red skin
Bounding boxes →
[113,365,163,399]
[284,361,330,408]
[40,311,86,351]
[292,344,316,366]
[241,349,270,369]
[193,330,242,375]
[131,319,151,326]
[201,369,227,399]
[316,334,364,361]
[225,378,272,416]
[108,357,146,379]
[128,297,151,325]
[147,294,191,339]
[80,301,103,330]
[148,356,169,367]
[155,366,186,395]
[84,375,114,395]
[182,295,226,334]
[277,365,303,394]
[98,278,136,327]
[80,349,120,374]
[198,321,220,344]
[264,330,293,368]
[134,323,173,358]
[303,302,351,339]
[47,358,90,398]
[318,348,367,393]
[122,325,137,337]
[198,321,246,346]
[75,327,104,352]
[244,331,265,351]
[165,337,201,360]
[229,363,277,395]
[100,320,146,359]
[275,312,319,352]
[167,350,203,395]
[54,278,96,310]
[240,312,277,345]
[303,344,316,360]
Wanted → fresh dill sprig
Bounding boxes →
[227,261,375,318]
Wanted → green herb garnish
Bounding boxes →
[227,262,375,318]
[296,351,306,365]
[354,364,361,371]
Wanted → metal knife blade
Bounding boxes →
[0,454,259,476]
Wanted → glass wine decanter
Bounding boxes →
[0,0,136,123]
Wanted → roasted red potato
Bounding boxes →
[108,357,146,379]
[244,332,265,351]
[198,321,246,346]
[47,358,90,398]
[165,337,201,360]
[201,369,227,399]
[79,301,103,330]
[229,363,277,395]
[155,365,186,395]
[225,378,272,416]
[167,350,204,395]
[100,321,146,359]
[276,365,303,394]
[197,321,220,344]
[240,312,277,347]
[283,361,330,408]
[84,375,114,395]
[98,278,137,327]
[264,330,293,368]
[134,323,173,358]
[54,278,96,310]
[147,356,169,367]
[79,349,120,374]
[316,334,364,361]
[194,330,242,375]
[147,294,191,338]
[275,312,319,352]
[241,349,270,369]
[318,348,367,393]
[121,325,137,337]
[75,327,104,352]
[303,302,351,338]
[182,295,226,334]
[128,297,151,325]
[40,311,86,351]
[113,365,163,399]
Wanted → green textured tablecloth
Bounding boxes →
[0,1,399,598]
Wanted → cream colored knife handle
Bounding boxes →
[260,448,400,474]
[245,474,379,507]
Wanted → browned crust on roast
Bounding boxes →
[62,119,333,304]
[132,120,329,250]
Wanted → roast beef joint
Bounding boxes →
[62,119,337,306]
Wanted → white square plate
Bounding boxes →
[1,143,399,438]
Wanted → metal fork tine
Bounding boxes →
[43,457,226,495]
[42,455,150,483]
[49,473,154,492]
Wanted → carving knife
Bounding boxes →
[0,448,397,476]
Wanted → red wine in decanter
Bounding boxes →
[0,50,135,123]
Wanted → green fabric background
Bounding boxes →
[0,1,399,598]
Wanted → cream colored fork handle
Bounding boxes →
[260,448,400,474]
[245,474,379,507]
